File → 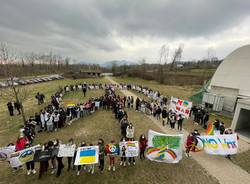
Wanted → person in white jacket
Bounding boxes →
[40,110,45,130]
[46,114,54,132]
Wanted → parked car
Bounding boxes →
[0,82,8,87]
[16,80,27,85]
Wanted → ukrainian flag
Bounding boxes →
[79,149,96,164]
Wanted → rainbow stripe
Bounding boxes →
[206,123,215,135]
[146,147,177,160]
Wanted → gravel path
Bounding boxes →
[106,76,250,184]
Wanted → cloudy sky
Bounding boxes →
[0,0,250,63]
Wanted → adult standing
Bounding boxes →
[82,83,87,97]
[7,102,14,116]
[14,101,21,115]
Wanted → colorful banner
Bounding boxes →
[0,146,15,161]
[170,97,192,118]
[146,130,183,163]
[105,143,119,155]
[57,144,76,157]
[199,134,238,155]
[74,146,99,165]
[9,145,41,167]
[119,141,139,157]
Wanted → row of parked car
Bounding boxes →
[0,74,64,88]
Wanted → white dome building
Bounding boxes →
[209,45,250,112]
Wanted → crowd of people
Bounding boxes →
[5,83,151,178]
[4,81,234,180]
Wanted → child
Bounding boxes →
[139,134,147,160]
[128,138,136,166]
[77,141,86,176]
[120,137,127,167]
[107,140,116,172]
[67,138,76,171]
[98,139,105,172]
[87,144,95,174]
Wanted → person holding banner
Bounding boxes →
[76,141,86,176]
[66,138,76,171]
[24,142,36,175]
[120,137,127,167]
[128,138,136,166]
[107,140,117,172]
[98,139,105,172]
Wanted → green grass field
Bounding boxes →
[0,77,220,184]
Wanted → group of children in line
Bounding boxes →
[8,84,150,178]
[4,81,233,180]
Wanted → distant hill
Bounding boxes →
[100,60,136,68]
[77,60,136,68]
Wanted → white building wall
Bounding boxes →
[211,86,239,112]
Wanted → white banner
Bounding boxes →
[9,145,41,168]
[146,130,183,163]
[170,97,192,118]
[119,141,139,157]
[74,146,99,165]
[0,146,15,161]
[199,134,238,155]
[57,144,76,157]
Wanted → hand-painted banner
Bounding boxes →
[119,141,139,157]
[170,97,192,118]
[199,134,238,155]
[105,143,119,156]
[74,146,99,165]
[0,146,15,161]
[146,130,183,163]
[57,144,76,157]
[9,145,41,167]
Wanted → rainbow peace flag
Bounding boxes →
[206,123,215,135]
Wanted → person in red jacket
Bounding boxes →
[15,135,29,151]
[139,134,147,160]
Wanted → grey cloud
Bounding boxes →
[0,0,249,61]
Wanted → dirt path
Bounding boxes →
[106,76,250,184]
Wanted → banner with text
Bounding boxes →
[119,141,139,157]
[58,144,76,157]
[199,134,238,155]
[170,97,192,118]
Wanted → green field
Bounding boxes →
[0,77,220,184]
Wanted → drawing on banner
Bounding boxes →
[119,141,139,157]
[146,130,183,163]
[206,122,215,135]
[105,143,119,155]
[57,144,76,157]
[9,145,41,167]
[170,97,192,118]
[74,146,99,165]
[199,134,238,155]
[185,136,204,152]
[0,146,15,161]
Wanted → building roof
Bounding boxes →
[210,45,250,96]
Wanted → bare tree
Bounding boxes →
[0,44,28,123]
[170,44,184,71]
[0,78,28,123]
